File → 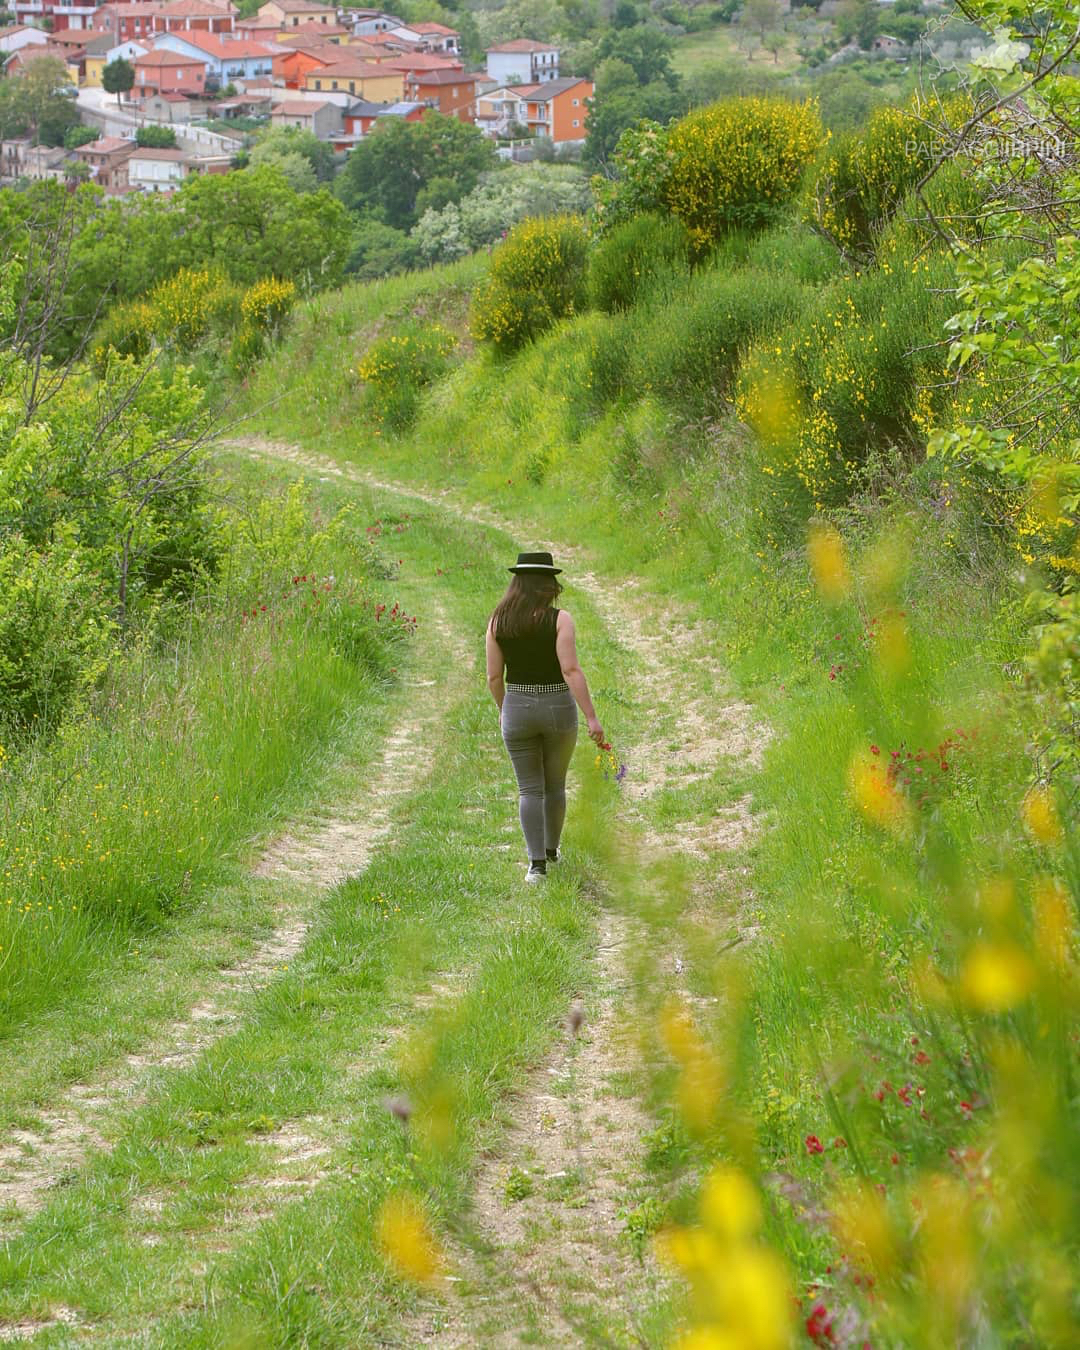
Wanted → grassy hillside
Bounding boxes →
[230,183,1076,1343]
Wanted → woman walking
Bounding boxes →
[486,551,605,882]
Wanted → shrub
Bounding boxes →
[93,268,242,366]
[357,324,456,431]
[661,98,825,250]
[146,267,242,350]
[587,212,691,313]
[580,312,637,409]
[240,276,296,335]
[806,101,945,257]
[735,248,958,513]
[744,221,843,285]
[471,215,589,354]
[0,530,113,732]
[90,299,156,369]
[640,267,808,415]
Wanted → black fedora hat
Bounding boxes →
[508,551,562,575]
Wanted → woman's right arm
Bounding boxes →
[556,611,604,745]
[486,621,505,710]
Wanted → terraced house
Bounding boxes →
[154,30,277,86]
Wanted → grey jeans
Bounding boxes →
[500,686,578,861]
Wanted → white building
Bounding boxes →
[0,24,49,55]
[485,40,559,85]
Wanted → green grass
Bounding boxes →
[672,25,801,77]
[0,450,644,1344]
[230,220,1078,1344]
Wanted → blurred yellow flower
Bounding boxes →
[1033,877,1073,969]
[849,756,911,834]
[960,941,1036,1013]
[375,1191,445,1286]
[807,524,850,601]
[832,1182,898,1277]
[700,1167,762,1243]
[875,610,912,678]
[1021,787,1063,846]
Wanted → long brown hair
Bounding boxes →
[491,573,562,640]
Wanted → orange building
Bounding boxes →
[516,77,592,143]
[403,67,476,122]
[133,46,206,95]
[272,42,335,87]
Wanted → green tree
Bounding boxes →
[250,125,335,183]
[247,145,317,193]
[171,166,352,289]
[594,25,679,88]
[345,217,420,280]
[0,56,79,146]
[135,124,177,148]
[336,113,498,231]
[64,124,100,149]
[836,0,879,50]
[741,0,785,46]
[583,54,684,168]
[102,56,134,109]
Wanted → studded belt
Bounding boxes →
[505,682,569,694]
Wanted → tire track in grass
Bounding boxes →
[231,437,770,1346]
[0,598,469,1246]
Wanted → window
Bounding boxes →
[314,79,321,88]
[572,98,578,106]
[331,79,337,89]
[572,119,579,127]
[451,86,457,96]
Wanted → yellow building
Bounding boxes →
[304,59,403,100]
[258,0,337,28]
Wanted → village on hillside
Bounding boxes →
[0,2,594,190]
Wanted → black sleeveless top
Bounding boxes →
[496,608,565,684]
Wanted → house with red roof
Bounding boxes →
[476,76,592,144]
[154,30,277,84]
[389,21,459,54]
[93,1,235,43]
[271,42,334,88]
[303,56,402,100]
[403,66,475,122]
[70,134,134,189]
[133,45,206,94]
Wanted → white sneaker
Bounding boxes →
[525,864,547,883]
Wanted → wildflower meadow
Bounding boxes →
[1,0,1077,1344]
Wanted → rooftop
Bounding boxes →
[272,97,333,114]
[504,76,590,100]
[74,136,135,153]
[487,39,557,54]
[129,146,190,160]
[313,57,395,77]
[135,47,206,64]
[408,22,457,36]
[155,32,278,57]
[156,0,237,15]
[405,67,473,86]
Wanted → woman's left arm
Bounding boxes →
[485,621,505,710]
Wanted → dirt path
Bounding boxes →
[0,597,470,1245]
[229,437,768,1347]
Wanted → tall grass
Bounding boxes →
[231,214,1078,1344]
[0,514,410,1039]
